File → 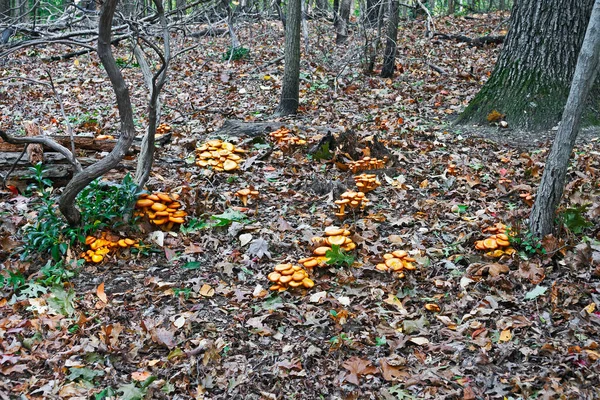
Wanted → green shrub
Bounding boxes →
[21,164,141,261]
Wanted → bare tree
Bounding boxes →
[276,0,301,115]
[529,0,600,237]
[0,0,171,225]
[380,0,398,78]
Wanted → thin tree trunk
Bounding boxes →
[336,0,351,44]
[530,0,600,237]
[448,0,454,14]
[333,0,339,26]
[381,0,399,78]
[276,0,301,115]
[457,0,596,131]
[0,0,11,20]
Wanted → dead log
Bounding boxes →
[433,32,505,47]
[0,132,172,153]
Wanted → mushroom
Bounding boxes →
[268,264,313,291]
[235,188,260,206]
[375,250,417,278]
[196,139,245,172]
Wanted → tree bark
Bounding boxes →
[457,0,597,131]
[336,0,351,44]
[529,0,600,237]
[380,0,399,78]
[365,0,380,26]
[0,0,10,21]
[58,0,137,225]
[276,0,301,116]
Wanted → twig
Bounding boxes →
[2,143,28,188]
[251,54,284,72]
[415,0,435,38]
[0,130,82,172]
[45,70,75,155]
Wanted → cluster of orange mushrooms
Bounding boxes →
[267,264,315,291]
[156,123,172,135]
[334,191,369,218]
[81,232,137,263]
[235,187,259,206]
[269,127,307,149]
[354,174,381,193]
[195,139,245,172]
[297,227,356,269]
[375,250,417,278]
[347,156,388,173]
[475,223,516,258]
[134,191,187,231]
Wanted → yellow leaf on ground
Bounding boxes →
[200,284,215,297]
[499,329,512,342]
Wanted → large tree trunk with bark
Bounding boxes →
[529,0,600,237]
[457,0,597,131]
[276,0,301,115]
[380,0,399,78]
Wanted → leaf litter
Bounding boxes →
[0,11,599,400]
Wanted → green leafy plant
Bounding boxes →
[508,228,545,256]
[325,245,355,267]
[21,165,141,261]
[559,204,593,234]
[180,217,212,234]
[210,208,250,227]
[222,46,250,61]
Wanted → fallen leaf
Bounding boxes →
[409,337,430,346]
[131,371,152,381]
[379,357,409,381]
[96,283,108,303]
[239,233,253,246]
[499,329,512,342]
[173,315,186,329]
[200,284,215,297]
[342,357,378,385]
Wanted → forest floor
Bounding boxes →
[1,12,600,400]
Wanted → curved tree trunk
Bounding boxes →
[530,0,600,237]
[276,0,301,116]
[456,0,597,131]
[380,0,398,78]
[59,0,136,225]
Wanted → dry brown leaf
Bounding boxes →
[96,282,108,303]
[379,357,409,382]
[342,357,378,385]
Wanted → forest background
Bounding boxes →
[0,0,599,399]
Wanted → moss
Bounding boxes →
[457,64,583,131]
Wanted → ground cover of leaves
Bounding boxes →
[1,12,600,400]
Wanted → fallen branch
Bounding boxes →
[0,130,82,172]
[433,32,505,47]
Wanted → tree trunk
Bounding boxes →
[365,0,380,26]
[314,0,327,16]
[276,0,301,116]
[457,0,597,131]
[448,0,454,14]
[0,0,11,21]
[59,0,136,225]
[336,0,351,44]
[381,0,399,78]
[529,0,600,237]
[333,0,339,26]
